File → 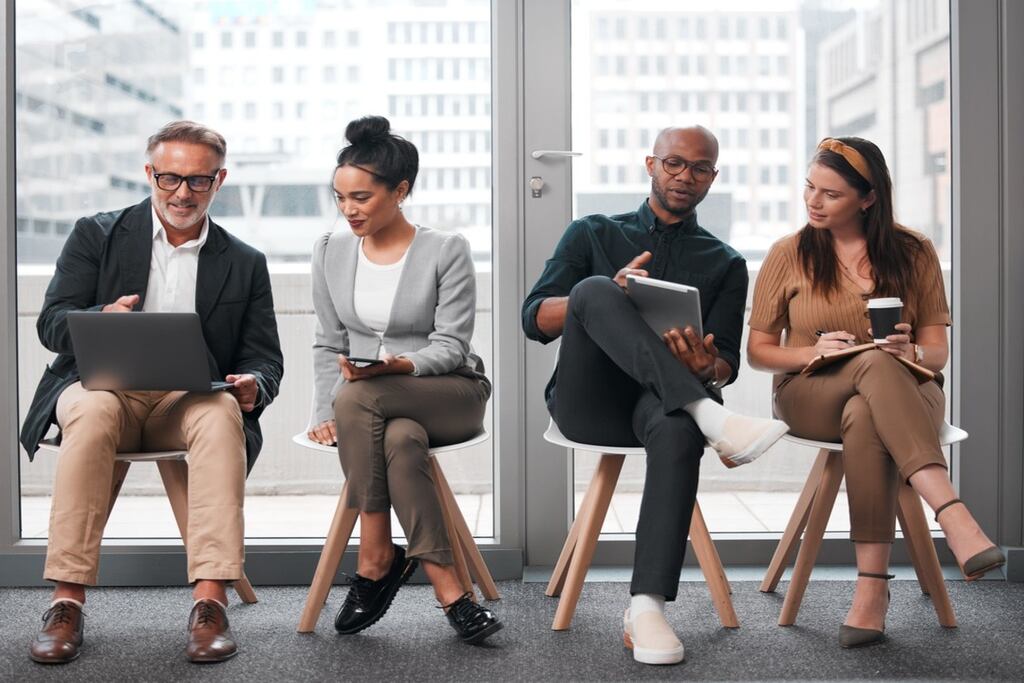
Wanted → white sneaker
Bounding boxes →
[708,414,789,468]
[623,608,685,665]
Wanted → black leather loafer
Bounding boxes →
[444,593,503,645]
[334,544,417,634]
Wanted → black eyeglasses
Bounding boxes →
[650,155,716,182]
[152,169,221,192]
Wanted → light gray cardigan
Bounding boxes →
[309,226,484,425]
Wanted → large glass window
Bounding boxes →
[570,0,951,535]
[16,0,494,541]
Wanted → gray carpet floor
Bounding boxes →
[1,580,1023,682]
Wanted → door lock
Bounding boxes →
[529,176,545,198]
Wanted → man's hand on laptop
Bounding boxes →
[663,326,719,382]
[225,373,258,412]
[613,251,652,289]
[102,294,140,313]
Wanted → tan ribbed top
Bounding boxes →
[749,231,951,355]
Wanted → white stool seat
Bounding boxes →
[543,419,647,455]
[292,429,491,456]
[781,421,968,451]
[293,427,498,632]
[542,417,738,631]
[37,440,187,461]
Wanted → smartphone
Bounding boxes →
[346,356,384,368]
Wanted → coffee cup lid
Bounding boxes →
[867,297,902,308]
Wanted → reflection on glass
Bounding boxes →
[16,0,494,540]
[570,0,950,535]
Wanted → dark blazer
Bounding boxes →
[19,198,284,472]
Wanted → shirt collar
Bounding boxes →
[638,199,699,236]
[151,204,209,250]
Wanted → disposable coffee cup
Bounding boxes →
[868,297,903,343]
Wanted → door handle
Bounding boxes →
[530,150,583,160]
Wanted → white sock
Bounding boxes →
[683,398,733,441]
[630,593,666,618]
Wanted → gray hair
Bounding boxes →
[146,120,227,161]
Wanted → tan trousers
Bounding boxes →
[333,371,490,565]
[45,382,246,585]
[774,349,946,543]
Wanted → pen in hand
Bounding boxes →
[815,330,856,345]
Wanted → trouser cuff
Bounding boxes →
[630,569,682,601]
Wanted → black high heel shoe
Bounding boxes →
[934,499,1006,581]
[839,572,893,649]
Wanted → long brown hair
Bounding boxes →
[798,136,923,298]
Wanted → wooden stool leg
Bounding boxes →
[431,458,500,600]
[546,476,598,597]
[779,451,843,626]
[760,450,829,593]
[433,462,475,599]
[897,500,932,596]
[897,484,957,628]
[688,502,739,628]
[105,461,132,520]
[298,483,359,632]
[546,477,598,597]
[552,453,624,631]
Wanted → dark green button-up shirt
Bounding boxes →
[521,199,748,385]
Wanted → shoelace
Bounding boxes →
[342,574,377,609]
[193,601,221,628]
[444,593,489,626]
[43,602,80,627]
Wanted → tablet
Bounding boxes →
[626,274,703,338]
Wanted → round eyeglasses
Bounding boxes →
[650,155,716,182]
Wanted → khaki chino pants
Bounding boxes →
[44,382,246,585]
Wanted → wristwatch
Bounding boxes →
[703,364,726,390]
[914,344,925,364]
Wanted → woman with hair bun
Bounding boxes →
[307,115,501,644]
[747,136,1004,648]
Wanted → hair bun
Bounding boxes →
[346,116,392,146]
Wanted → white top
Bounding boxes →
[353,238,409,357]
[141,205,209,313]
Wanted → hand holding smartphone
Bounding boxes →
[345,356,384,368]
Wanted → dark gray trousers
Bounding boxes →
[548,276,711,600]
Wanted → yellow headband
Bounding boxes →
[817,138,873,186]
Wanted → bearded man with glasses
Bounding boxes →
[523,126,787,666]
[21,120,283,665]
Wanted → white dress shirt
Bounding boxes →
[142,205,209,313]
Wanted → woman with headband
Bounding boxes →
[306,115,502,644]
[746,137,1004,648]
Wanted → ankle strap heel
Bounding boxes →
[857,572,895,580]
[933,498,964,522]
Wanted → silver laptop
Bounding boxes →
[67,311,233,392]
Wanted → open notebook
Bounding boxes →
[802,342,935,384]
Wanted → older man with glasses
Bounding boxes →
[21,120,283,665]
[522,126,787,665]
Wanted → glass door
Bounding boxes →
[523,0,953,567]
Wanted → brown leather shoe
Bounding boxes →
[29,600,84,664]
[185,599,238,663]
